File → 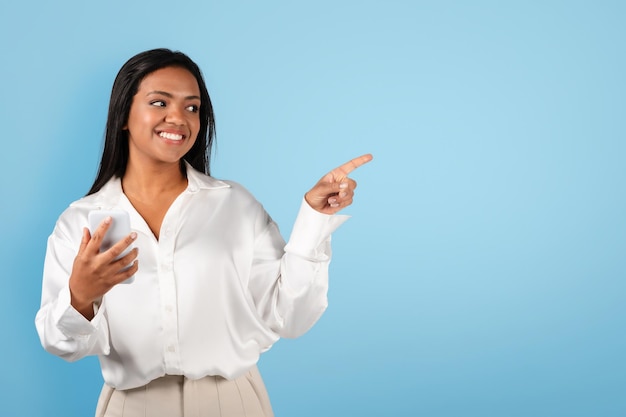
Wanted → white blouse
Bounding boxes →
[35,164,348,390]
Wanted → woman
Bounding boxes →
[35,48,371,417]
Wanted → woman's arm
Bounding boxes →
[248,154,372,338]
[35,216,138,361]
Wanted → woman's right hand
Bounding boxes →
[68,217,139,320]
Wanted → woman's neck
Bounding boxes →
[121,161,187,201]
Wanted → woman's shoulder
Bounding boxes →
[187,166,258,201]
[206,178,262,209]
[52,179,121,239]
[189,171,268,222]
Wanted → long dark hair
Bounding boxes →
[87,48,215,195]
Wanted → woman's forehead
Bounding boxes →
[137,66,201,97]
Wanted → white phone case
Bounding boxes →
[88,209,135,284]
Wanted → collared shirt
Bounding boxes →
[35,164,348,390]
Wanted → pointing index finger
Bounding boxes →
[332,154,373,180]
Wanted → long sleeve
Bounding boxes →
[248,198,349,338]
[35,226,111,362]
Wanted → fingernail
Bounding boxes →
[331,203,340,208]
[340,192,347,198]
[329,198,337,204]
[130,232,137,240]
[339,182,348,189]
[104,216,112,224]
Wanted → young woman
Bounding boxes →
[35,48,371,417]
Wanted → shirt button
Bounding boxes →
[167,345,176,353]
[165,305,173,313]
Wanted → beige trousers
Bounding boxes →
[95,366,274,417]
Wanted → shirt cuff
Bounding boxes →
[284,198,350,260]
[54,285,105,338]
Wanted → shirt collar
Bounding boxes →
[74,161,230,209]
[184,161,231,192]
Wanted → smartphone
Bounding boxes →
[88,209,135,284]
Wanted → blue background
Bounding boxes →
[1,1,625,416]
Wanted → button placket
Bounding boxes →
[158,219,181,372]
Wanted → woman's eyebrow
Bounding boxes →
[146,90,201,100]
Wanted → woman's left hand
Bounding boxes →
[305,154,373,215]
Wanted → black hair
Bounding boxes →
[87,48,215,195]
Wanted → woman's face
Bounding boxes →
[125,66,201,168]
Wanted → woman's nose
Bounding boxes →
[165,105,185,124]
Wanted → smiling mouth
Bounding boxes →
[158,131,185,141]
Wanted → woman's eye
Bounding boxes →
[150,100,166,107]
[186,104,199,113]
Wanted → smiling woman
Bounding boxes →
[34,48,372,417]
[125,67,201,167]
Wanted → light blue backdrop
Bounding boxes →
[1,1,624,416]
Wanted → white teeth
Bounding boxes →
[159,132,184,141]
